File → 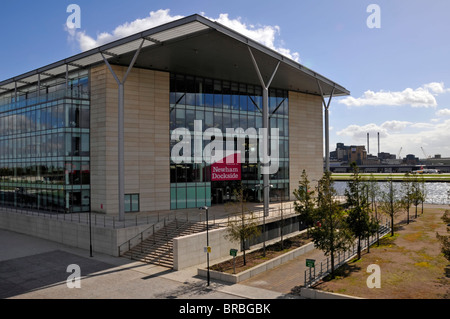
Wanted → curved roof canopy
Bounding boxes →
[0,14,349,97]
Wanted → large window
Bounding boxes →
[170,74,289,209]
[0,71,90,213]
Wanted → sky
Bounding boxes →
[1,0,450,159]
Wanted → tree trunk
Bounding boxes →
[242,238,246,266]
[391,215,394,237]
[330,253,335,278]
[357,236,361,259]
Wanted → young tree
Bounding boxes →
[401,172,414,224]
[310,171,353,278]
[436,210,450,262]
[367,174,381,245]
[345,163,372,260]
[419,176,427,215]
[379,178,403,236]
[225,187,261,266]
[411,175,423,219]
[293,169,316,236]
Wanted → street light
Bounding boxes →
[255,184,273,257]
[199,206,210,286]
[89,210,93,257]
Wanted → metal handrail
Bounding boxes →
[117,222,161,256]
[304,222,391,287]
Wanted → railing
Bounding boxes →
[117,213,210,258]
[117,221,164,257]
[304,220,391,288]
[0,205,209,229]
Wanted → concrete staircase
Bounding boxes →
[122,219,220,268]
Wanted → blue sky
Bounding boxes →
[1,0,450,158]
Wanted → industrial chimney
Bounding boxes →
[367,132,370,154]
[377,132,380,156]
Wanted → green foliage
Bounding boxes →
[225,187,261,265]
[436,210,450,262]
[378,178,403,236]
[345,163,377,259]
[309,171,353,276]
[293,169,316,228]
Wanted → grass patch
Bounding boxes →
[376,233,399,248]
[414,261,431,268]
[403,232,424,242]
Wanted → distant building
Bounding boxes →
[403,154,419,165]
[378,152,396,160]
[330,143,367,166]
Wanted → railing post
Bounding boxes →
[304,270,307,287]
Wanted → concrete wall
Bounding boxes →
[90,65,170,215]
[198,242,314,284]
[299,287,362,299]
[289,91,323,199]
[173,215,305,270]
[0,211,150,256]
[173,227,235,271]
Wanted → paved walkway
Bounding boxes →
[0,228,303,299]
[240,247,327,294]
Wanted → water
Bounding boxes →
[334,181,450,205]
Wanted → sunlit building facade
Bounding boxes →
[0,15,349,215]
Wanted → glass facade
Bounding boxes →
[170,74,289,209]
[0,70,90,213]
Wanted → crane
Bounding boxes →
[421,147,431,159]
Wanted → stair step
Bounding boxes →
[122,221,223,268]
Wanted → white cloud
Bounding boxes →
[210,13,300,62]
[336,119,450,157]
[67,9,300,62]
[436,108,450,116]
[74,9,184,51]
[336,123,388,140]
[338,82,449,108]
[423,82,447,94]
[336,120,411,140]
[380,120,412,132]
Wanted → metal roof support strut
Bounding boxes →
[101,39,145,221]
[317,80,335,173]
[248,47,279,218]
[248,46,280,257]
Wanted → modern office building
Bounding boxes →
[0,14,349,216]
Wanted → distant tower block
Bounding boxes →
[377,132,380,155]
[367,132,370,154]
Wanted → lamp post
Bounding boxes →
[255,184,273,257]
[199,206,210,286]
[89,210,93,257]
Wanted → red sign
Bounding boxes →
[211,153,242,181]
